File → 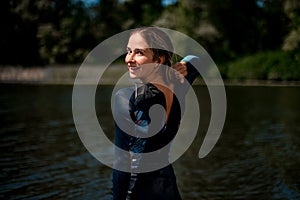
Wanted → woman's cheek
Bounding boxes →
[125,54,130,63]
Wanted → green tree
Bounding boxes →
[37,0,96,64]
[282,0,300,55]
[1,0,97,65]
[154,0,221,54]
[2,0,298,67]
[206,0,289,60]
[90,0,124,41]
[0,0,41,65]
[124,0,163,27]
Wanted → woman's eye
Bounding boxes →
[126,48,132,54]
[136,50,144,55]
[126,48,145,56]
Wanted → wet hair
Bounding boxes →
[130,27,174,67]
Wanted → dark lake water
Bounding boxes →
[1,84,300,199]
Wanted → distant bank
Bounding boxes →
[1,66,300,86]
[0,65,126,85]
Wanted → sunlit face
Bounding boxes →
[125,33,158,82]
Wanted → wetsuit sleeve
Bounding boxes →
[181,55,201,85]
[112,88,133,200]
[172,55,201,115]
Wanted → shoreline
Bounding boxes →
[1,66,300,87]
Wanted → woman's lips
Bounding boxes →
[129,66,140,72]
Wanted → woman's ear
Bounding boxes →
[158,56,165,64]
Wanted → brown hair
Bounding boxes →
[130,27,174,67]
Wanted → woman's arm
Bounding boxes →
[172,55,201,85]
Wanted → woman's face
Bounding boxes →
[125,33,159,82]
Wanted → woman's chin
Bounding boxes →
[129,73,139,79]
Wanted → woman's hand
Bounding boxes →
[172,62,188,84]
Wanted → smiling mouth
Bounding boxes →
[129,66,140,71]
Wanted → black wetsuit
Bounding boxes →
[112,56,200,200]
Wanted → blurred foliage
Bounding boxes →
[1,0,300,80]
[227,50,300,80]
[282,0,300,55]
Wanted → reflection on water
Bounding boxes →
[0,84,299,199]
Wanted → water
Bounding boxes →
[0,84,299,199]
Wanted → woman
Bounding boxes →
[112,27,199,200]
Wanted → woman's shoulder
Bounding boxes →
[114,84,165,110]
[115,86,135,98]
[113,87,135,114]
[137,83,161,99]
[114,87,136,105]
[134,83,166,105]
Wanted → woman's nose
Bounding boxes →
[125,53,135,64]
